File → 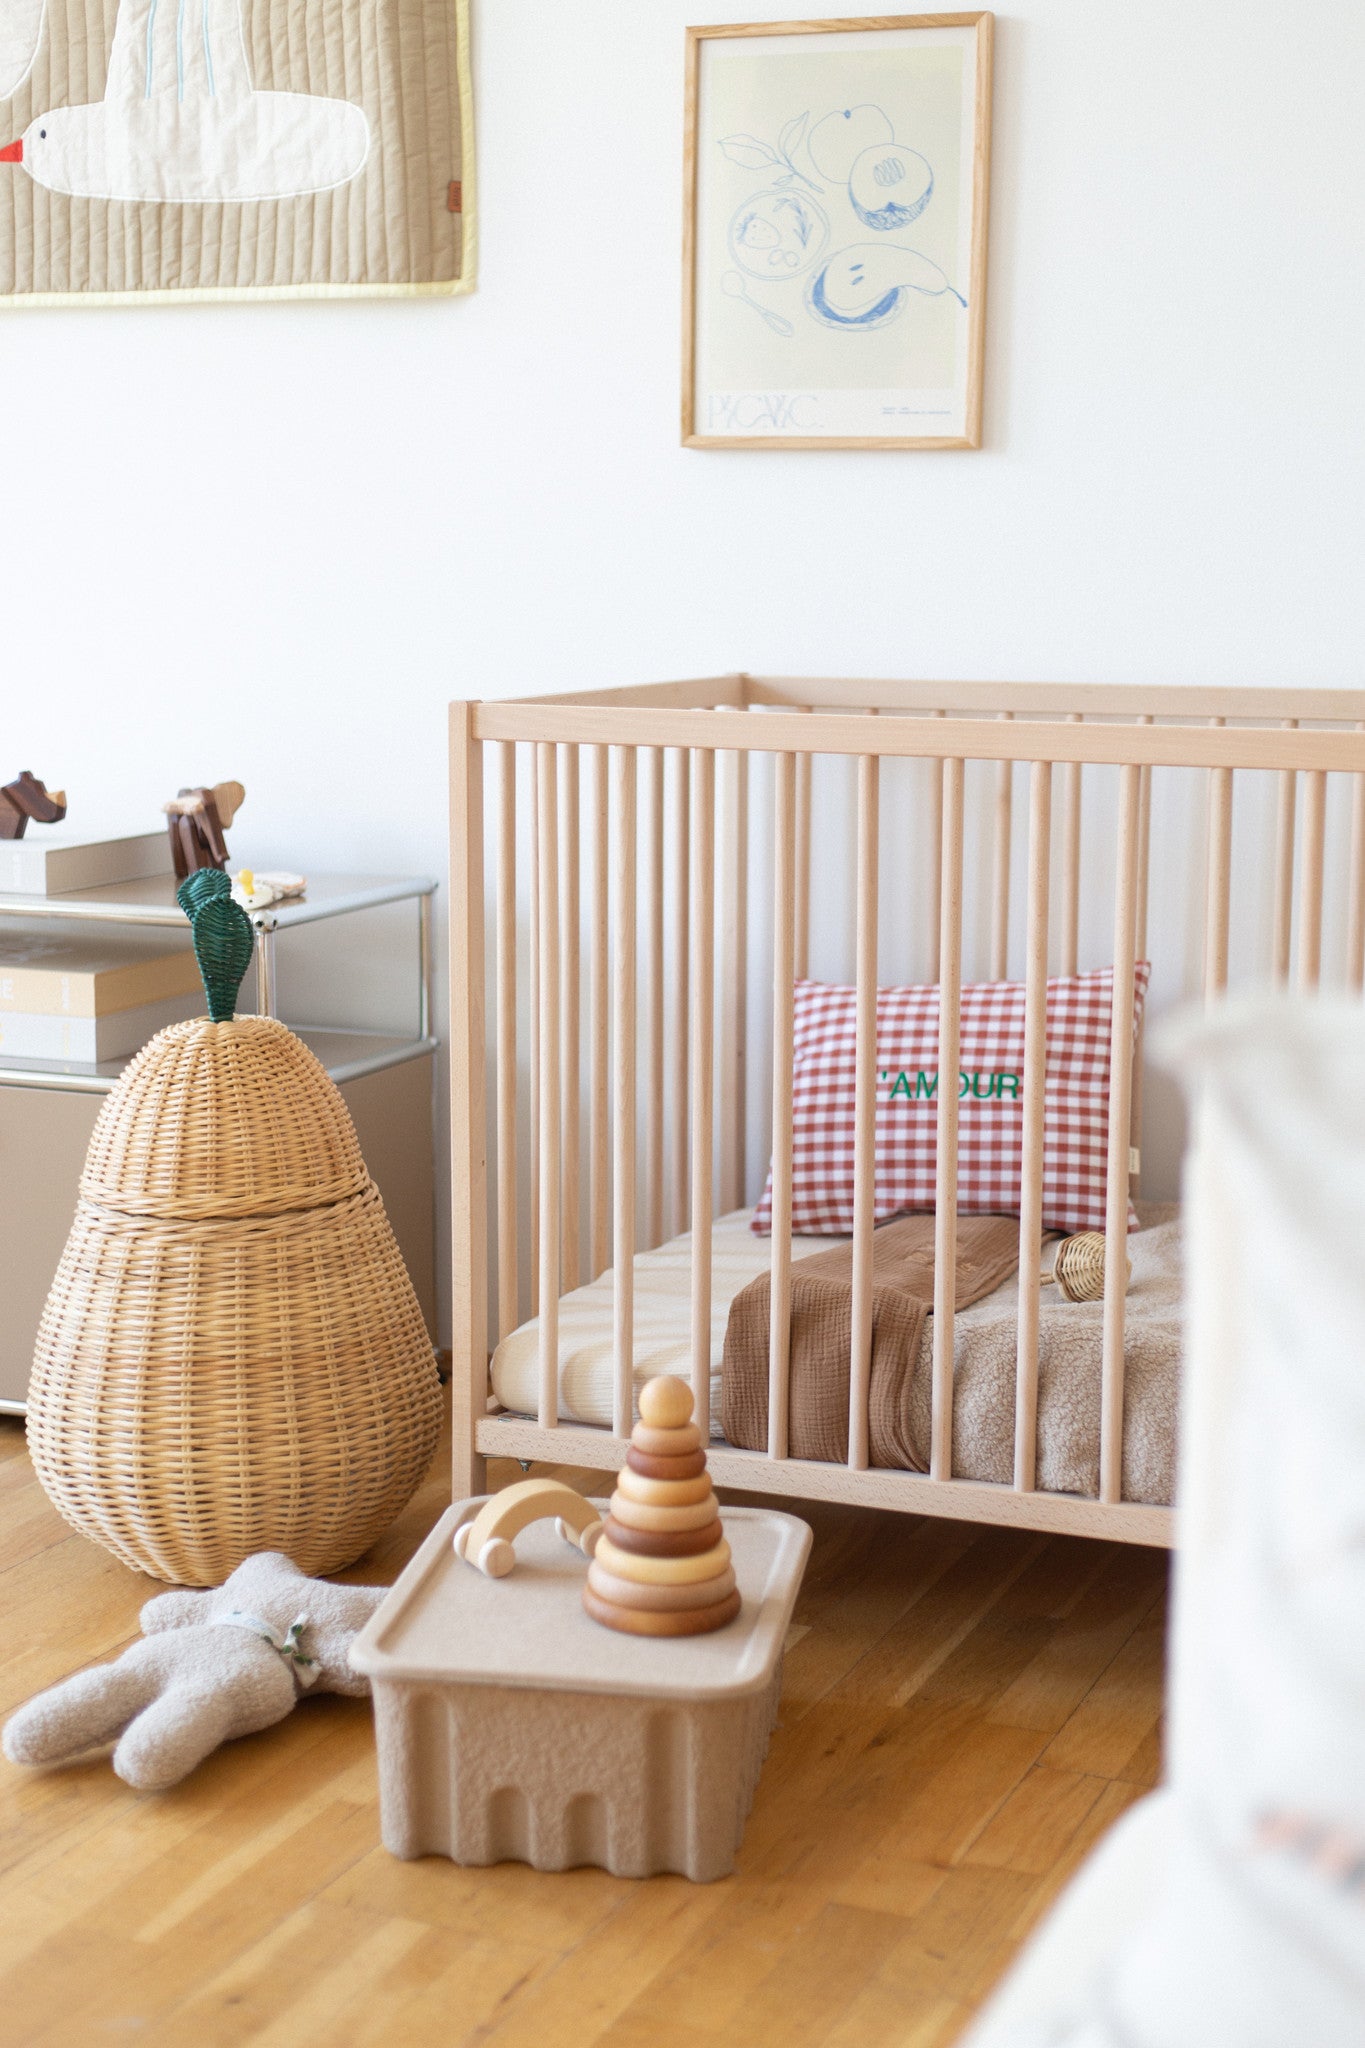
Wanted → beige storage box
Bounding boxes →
[350,1498,812,1883]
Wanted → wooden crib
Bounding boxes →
[449,679,1365,1549]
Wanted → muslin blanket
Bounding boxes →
[722,1214,1021,1467]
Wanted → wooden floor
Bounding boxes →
[0,1402,1168,2048]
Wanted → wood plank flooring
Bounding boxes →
[0,1404,1168,2047]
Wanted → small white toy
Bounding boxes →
[1,1552,385,1791]
[453,1478,604,1578]
[230,868,307,912]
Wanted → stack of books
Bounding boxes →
[0,926,203,1063]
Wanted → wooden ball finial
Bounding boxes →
[638,1376,694,1430]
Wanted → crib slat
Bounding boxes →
[529,748,540,1313]
[496,742,518,1341]
[1130,720,1153,1199]
[1060,715,1083,976]
[930,709,946,978]
[1204,766,1234,1000]
[536,745,561,1429]
[613,747,638,1437]
[1273,720,1298,983]
[588,746,611,1281]
[1135,717,1153,962]
[1014,761,1051,1493]
[991,715,1013,980]
[848,755,880,1472]
[690,749,717,1434]
[719,744,749,1213]
[644,748,666,1247]
[794,714,812,982]
[1350,725,1365,991]
[670,747,692,1237]
[931,757,965,1484]
[1100,764,1141,1506]
[769,751,797,1461]
[559,747,581,1291]
[1298,768,1327,991]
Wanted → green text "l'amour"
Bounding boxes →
[879,1069,1022,1102]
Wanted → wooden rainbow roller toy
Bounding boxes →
[584,1376,741,1639]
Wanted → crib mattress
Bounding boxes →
[489,1206,1182,1507]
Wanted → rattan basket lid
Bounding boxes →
[79,868,369,1220]
[80,1014,370,1219]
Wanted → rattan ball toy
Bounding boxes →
[1046,1231,1132,1303]
[26,870,442,1586]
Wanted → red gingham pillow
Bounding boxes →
[753,965,1150,1238]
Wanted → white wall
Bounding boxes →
[5,2,1363,1332]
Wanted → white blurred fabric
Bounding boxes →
[966,996,1365,2046]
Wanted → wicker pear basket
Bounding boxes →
[26,871,442,1586]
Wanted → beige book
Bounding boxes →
[0,926,201,1017]
[0,831,171,896]
[0,995,202,1063]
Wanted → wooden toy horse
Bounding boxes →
[0,772,67,839]
[164,781,245,879]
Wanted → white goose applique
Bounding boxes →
[0,0,369,202]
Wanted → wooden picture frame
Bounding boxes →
[682,14,993,449]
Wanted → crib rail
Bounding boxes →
[451,678,1365,1544]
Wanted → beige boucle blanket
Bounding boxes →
[722,1204,1182,1505]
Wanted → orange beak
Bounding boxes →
[0,139,22,163]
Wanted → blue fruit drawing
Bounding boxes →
[806,244,966,331]
[848,143,933,231]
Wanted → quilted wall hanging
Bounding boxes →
[0,0,473,302]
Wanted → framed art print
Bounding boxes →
[0,0,473,305]
[683,14,992,449]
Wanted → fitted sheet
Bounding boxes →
[489,1205,1182,1506]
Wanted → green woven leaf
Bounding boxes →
[177,870,254,1022]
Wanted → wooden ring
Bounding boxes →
[583,1586,742,1637]
[587,1562,737,1611]
[608,1491,719,1534]
[627,1446,707,1481]
[593,1535,731,1585]
[603,1516,723,1558]
[615,1466,713,1509]
[630,1421,702,1457]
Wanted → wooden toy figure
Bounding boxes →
[164,780,246,879]
[583,1377,741,1638]
[0,771,66,838]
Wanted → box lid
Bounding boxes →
[349,1500,812,1701]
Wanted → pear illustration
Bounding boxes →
[27,869,441,1586]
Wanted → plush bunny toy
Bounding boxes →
[3,1553,386,1792]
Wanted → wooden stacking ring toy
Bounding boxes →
[586,1563,738,1612]
[594,1534,731,1586]
[602,1516,724,1558]
[626,1447,708,1481]
[583,1586,743,1638]
[631,1421,703,1458]
[615,1466,714,1509]
[583,1376,740,1636]
[609,1492,721,1534]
